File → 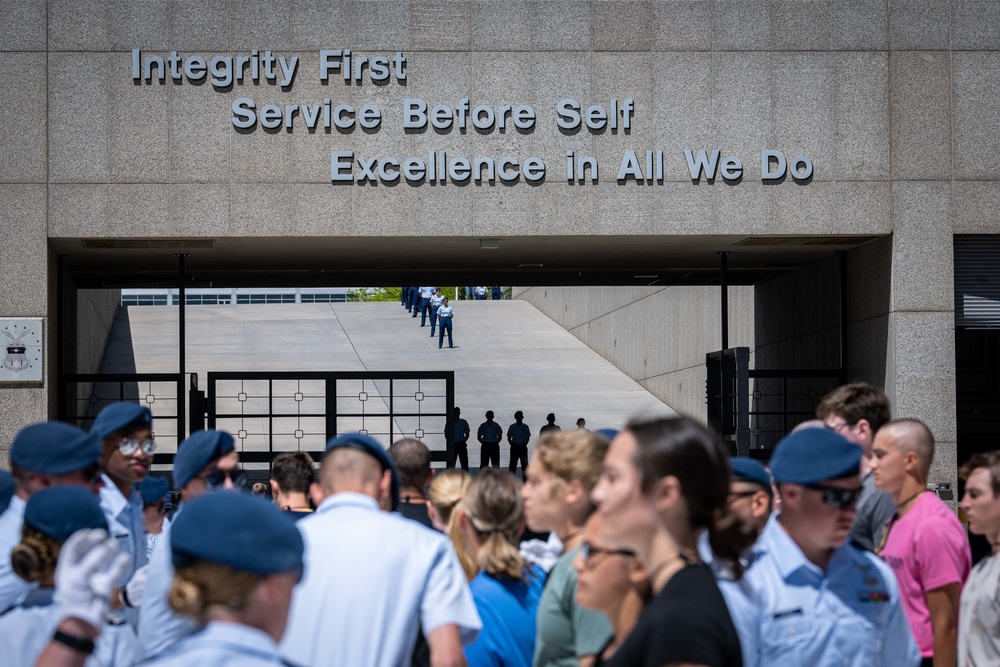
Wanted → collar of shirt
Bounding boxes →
[19,587,54,608]
[100,473,141,522]
[184,621,283,661]
[761,513,826,584]
[4,495,25,521]
[317,491,380,515]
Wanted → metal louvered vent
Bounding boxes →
[955,236,1000,329]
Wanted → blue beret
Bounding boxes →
[769,428,862,485]
[90,402,153,440]
[171,492,304,576]
[730,457,773,491]
[0,471,13,515]
[24,486,107,542]
[173,430,235,490]
[325,433,400,511]
[595,428,619,442]
[138,475,170,505]
[10,422,102,475]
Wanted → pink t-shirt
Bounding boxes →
[880,492,972,657]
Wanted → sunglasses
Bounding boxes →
[803,483,862,510]
[119,435,157,456]
[579,542,636,563]
[200,467,247,491]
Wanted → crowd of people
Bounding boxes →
[0,381,998,667]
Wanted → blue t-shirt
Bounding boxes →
[465,565,545,667]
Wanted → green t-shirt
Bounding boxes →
[532,547,614,667]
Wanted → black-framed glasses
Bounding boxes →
[580,542,636,563]
[201,468,247,491]
[803,483,862,510]
[823,420,857,434]
[119,435,156,456]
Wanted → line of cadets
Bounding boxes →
[402,286,455,348]
[2,381,999,666]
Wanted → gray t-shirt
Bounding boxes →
[959,551,1000,667]
[533,547,613,667]
[851,471,896,551]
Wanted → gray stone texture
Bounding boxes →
[773,53,835,179]
[232,0,292,51]
[832,0,887,50]
[110,52,169,183]
[713,0,770,51]
[110,0,169,51]
[772,1,833,51]
[834,52,889,181]
[49,0,109,51]
[891,181,954,313]
[351,0,410,51]
[412,0,471,51]
[653,1,712,51]
[0,186,47,314]
[889,0,951,50]
[472,0,531,51]
[592,1,652,52]
[48,185,110,237]
[168,77,230,182]
[713,53,772,174]
[953,2,1000,50]
[530,0,591,51]
[169,0,229,51]
[290,0,351,49]
[0,1,47,51]
[953,181,1000,233]
[0,53,47,183]
[890,51,951,181]
[952,52,1000,181]
[49,53,109,183]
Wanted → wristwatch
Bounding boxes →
[53,629,96,655]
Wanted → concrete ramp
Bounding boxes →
[101,300,675,468]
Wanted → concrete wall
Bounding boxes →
[514,285,754,420]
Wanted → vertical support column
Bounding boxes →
[176,255,188,439]
[719,253,730,351]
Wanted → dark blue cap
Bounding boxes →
[325,433,400,511]
[138,475,170,505]
[0,471,13,514]
[10,422,102,475]
[90,402,153,440]
[173,430,235,491]
[595,428,619,442]
[769,428,862,485]
[24,486,107,542]
[730,457,773,492]
[171,492,304,576]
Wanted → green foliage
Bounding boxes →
[348,287,403,302]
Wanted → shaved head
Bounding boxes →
[320,447,384,495]
[882,419,935,473]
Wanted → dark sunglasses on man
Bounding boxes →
[201,467,247,491]
[803,483,862,510]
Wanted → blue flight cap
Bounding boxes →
[138,475,170,505]
[769,428,862,485]
[10,422,102,476]
[730,457,773,493]
[325,433,400,511]
[24,486,107,542]
[595,428,619,442]
[0,471,13,514]
[90,402,153,440]
[171,492,304,576]
[173,430,235,491]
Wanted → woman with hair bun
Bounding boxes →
[0,485,140,667]
[457,469,544,667]
[591,416,752,667]
[143,491,304,666]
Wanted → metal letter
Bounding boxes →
[684,149,720,181]
[761,150,786,180]
[330,151,354,182]
[790,156,813,181]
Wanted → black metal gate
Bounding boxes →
[203,371,455,469]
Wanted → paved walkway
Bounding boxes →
[102,300,674,468]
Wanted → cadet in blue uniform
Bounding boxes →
[0,486,140,666]
[91,402,155,617]
[140,491,304,666]
[138,475,170,560]
[0,422,103,612]
[506,411,531,481]
[477,411,503,469]
[727,428,922,666]
[138,429,243,658]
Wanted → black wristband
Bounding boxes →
[53,630,95,655]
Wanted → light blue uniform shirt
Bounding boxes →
[280,492,481,667]
[728,514,921,667]
[0,495,32,611]
[138,509,200,658]
[0,588,140,667]
[99,474,147,586]
[141,621,286,666]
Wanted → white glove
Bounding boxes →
[121,563,148,608]
[53,529,131,631]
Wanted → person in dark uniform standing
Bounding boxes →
[506,411,531,481]
[448,407,471,471]
[437,299,455,349]
[539,414,561,436]
[477,411,503,470]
